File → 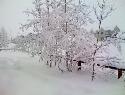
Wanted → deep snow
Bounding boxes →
[0,51,125,95]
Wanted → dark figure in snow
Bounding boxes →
[73,60,85,71]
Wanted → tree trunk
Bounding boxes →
[92,63,95,81]
[99,20,101,30]
[64,0,68,34]
[47,0,50,26]
[64,0,66,13]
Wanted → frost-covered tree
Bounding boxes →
[0,27,9,48]
[21,0,92,71]
[19,0,125,80]
[89,0,114,80]
[52,0,92,71]
[12,35,27,52]
[93,0,114,31]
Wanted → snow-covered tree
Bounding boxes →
[0,27,9,48]
[93,0,114,31]
[21,0,92,71]
[19,0,125,80]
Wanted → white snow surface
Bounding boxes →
[0,50,125,95]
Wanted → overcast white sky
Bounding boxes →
[0,0,125,37]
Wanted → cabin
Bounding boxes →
[95,26,120,41]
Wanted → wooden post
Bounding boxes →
[118,69,122,79]
[77,61,81,71]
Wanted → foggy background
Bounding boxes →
[0,0,125,37]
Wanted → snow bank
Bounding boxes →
[0,51,124,95]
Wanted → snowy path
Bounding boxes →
[0,51,125,95]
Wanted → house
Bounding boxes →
[95,26,120,41]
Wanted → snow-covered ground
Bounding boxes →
[0,50,125,95]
